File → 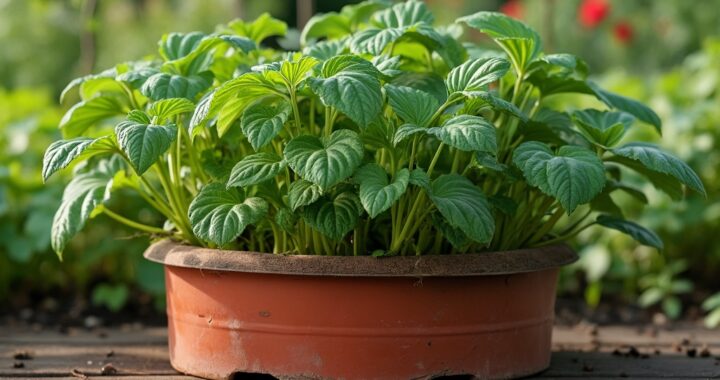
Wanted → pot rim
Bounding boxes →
[144,240,577,277]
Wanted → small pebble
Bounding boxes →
[106,350,115,358]
[12,361,24,368]
[13,351,33,360]
[687,348,697,358]
[100,363,117,375]
[700,346,711,358]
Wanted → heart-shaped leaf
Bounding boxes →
[284,129,364,189]
[446,57,511,94]
[240,102,291,150]
[300,12,352,45]
[159,32,206,61]
[350,27,404,55]
[115,120,177,175]
[355,164,410,218]
[188,183,268,246]
[308,55,382,128]
[571,109,634,147]
[513,141,605,212]
[596,214,663,250]
[457,11,541,73]
[227,12,287,44]
[302,192,362,240]
[385,84,439,128]
[288,180,323,211]
[429,174,494,244]
[141,72,213,101]
[374,0,434,28]
[51,157,125,257]
[610,143,705,196]
[227,153,286,188]
[42,136,117,182]
[428,115,497,153]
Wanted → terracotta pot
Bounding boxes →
[144,241,576,380]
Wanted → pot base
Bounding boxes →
[163,265,559,380]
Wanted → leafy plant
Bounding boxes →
[637,260,693,319]
[44,0,703,257]
[702,292,720,328]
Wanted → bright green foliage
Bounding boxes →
[356,164,409,218]
[513,142,605,212]
[302,192,363,240]
[188,183,268,246]
[115,120,177,175]
[227,153,286,188]
[308,55,382,128]
[284,130,364,190]
[51,157,125,257]
[45,3,701,257]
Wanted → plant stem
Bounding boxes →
[101,207,167,235]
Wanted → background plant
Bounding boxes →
[44,0,703,259]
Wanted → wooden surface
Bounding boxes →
[1,324,719,379]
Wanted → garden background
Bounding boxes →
[1,0,719,328]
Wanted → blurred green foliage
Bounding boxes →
[562,38,720,324]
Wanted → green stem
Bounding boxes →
[101,207,167,235]
[426,143,445,177]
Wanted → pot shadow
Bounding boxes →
[229,373,475,379]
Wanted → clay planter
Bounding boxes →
[144,240,576,380]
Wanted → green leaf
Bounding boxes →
[51,157,125,257]
[228,13,288,44]
[663,297,682,319]
[431,212,469,249]
[385,84,439,128]
[42,136,117,182]
[587,81,662,133]
[571,109,633,147]
[349,27,404,55]
[308,55,382,128]
[392,72,447,104]
[59,96,126,137]
[409,168,430,190]
[341,0,392,25]
[374,0,434,28]
[279,56,319,88]
[393,124,427,146]
[474,151,507,172]
[611,143,705,197]
[302,192,362,240]
[92,283,129,312]
[355,164,410,218]
[205,72,282,136]
[304,39,349,61]
[115,120,177,175]
[428,115,497,153]
[189,183,268,246]
[300,12,352,45]
[240,102,291,151]
[284,129,364,190]
[513,142,605,212]
[429,174,494,244]
[159,32,206,61]
[457,12,542,73]
[149,98,196,120]
[639,288,664,308]
[127,110,151,124]
[461,90,527,121]
[161,34,256,76]
[446,57,510,94]
[227,153,286,188]
[141,72,213,101]
[288,180,323,211]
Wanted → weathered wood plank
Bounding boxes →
[532,351,720,378]
[2,325,719,379]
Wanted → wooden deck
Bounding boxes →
[1,324,719,379]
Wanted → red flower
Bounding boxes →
[500,0,524,20]
[613,21,633,44]
[579,0,610,28]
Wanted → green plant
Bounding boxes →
[44,0,703,257]
[702,292,720,328]
[637,260,693,319]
